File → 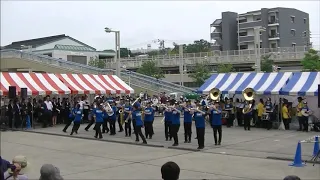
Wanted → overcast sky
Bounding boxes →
[1,1,319,51]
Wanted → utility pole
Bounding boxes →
[179,45,184,86]
[253,26,266,72]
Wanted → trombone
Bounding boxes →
[131,97,140,106]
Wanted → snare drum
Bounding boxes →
[262,113,270,121]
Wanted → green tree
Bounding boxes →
[88,56,105,69]
[188,61,211,86]
[301,49,320,71]
[216,64,235,73]
[120,48,133,58]
[261,54,274,72]
[137,61,164,79]
[171,39,212,54]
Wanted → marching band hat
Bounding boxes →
[166,99,170,102]
[185,99,191,102]
[125,99,130,102]
[214,101,220,104]
[174,101,179,104]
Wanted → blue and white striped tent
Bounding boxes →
[197,72,292,95]
[280,72,319,96]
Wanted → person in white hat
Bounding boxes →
[3,155,29,180]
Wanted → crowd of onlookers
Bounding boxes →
[0,155,303,180]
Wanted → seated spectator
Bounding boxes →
[3,155,29,180]
[39,164,63,180]
[161,161,180,180]
[284,175,301,180]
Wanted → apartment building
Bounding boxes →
[210,7,310,51]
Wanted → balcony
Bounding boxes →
[239,20,262,29]
[211,31,222,39]
[239,35,255,42]
[269,34,280,40]
[268,19,279,26]
[211,19,222,27]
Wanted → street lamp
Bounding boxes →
[105,27,121,77]
[253,26,266,72]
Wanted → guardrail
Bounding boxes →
[101,46,316,69]
[0,49,195,94]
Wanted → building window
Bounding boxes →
[290,16,295,23]
[270,16,276,23]
[239,19,247,23]
[292,43,296,48]
[260,42,262,48]
[271,43,277,48]
[240,45,248,50]
[303,31,307,37]
[303,18,307,24]
[291,29,296,36]
[239,31,247,36]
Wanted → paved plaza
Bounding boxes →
[1,117,320,179]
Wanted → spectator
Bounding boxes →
[283,175,301,180]
[3,155,29,180]
[39,164,63,180]
[161,161,180,180]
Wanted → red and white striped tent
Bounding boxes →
[0,72,71,96]
[56,74,134,94]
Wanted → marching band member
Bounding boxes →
[85,102,97,131]
[132,104,147,144]
[193,104,206,149]
[301,101,310,132]
[83,97,90,123]
[164,100,173,141]
[144,101,155,139]
[124,99,133,137]
[224,98,234,127]
[264,98,273,130]
[256,99,264,128]
[209,101,223,145]
[62,104,75,133]
[109,101,118,135]
[296,97,304,131]
[117,98,124,132]
[282,102,291,130]
[243,101,253,131]
[52,97,59,126]
[70,104,82,135]
[171,102,182,146]
[182,100,193,143]
[200,96,207,106]
[93,104,105,139]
